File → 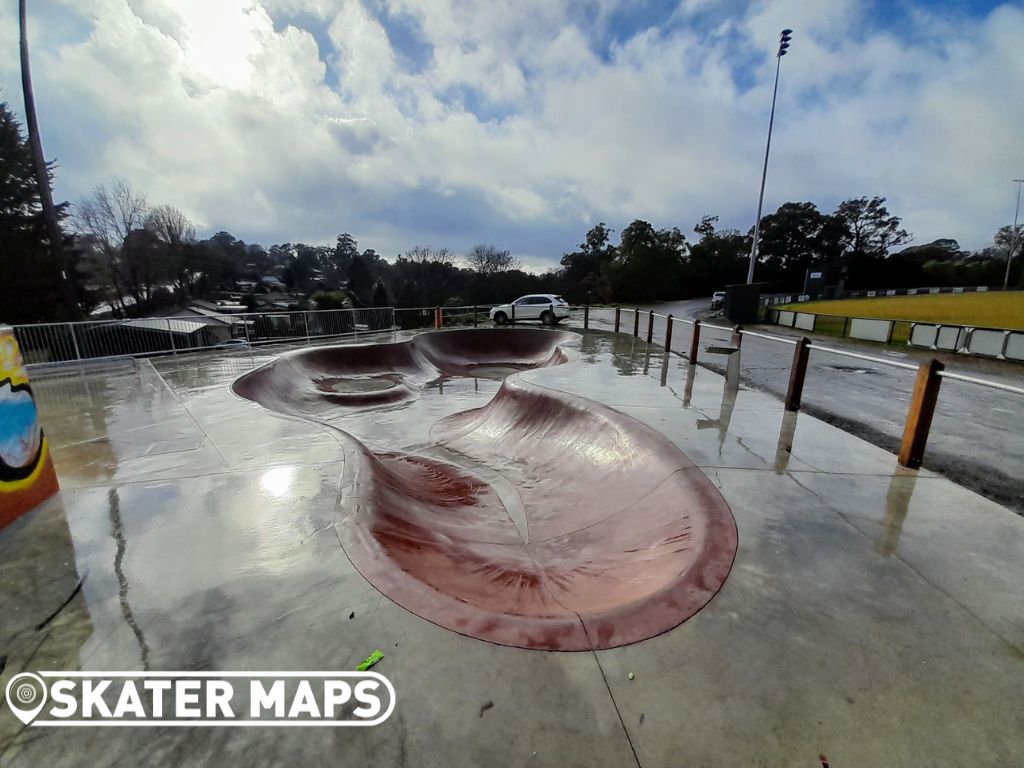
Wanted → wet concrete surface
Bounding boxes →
[231,329,737,650]
[602,299,1024,514]
[1,328,1023,766]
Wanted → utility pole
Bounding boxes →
[20,0,79,318]
[747,29,793,285]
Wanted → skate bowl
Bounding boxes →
[233,328,737,650]
[232,327,576,413]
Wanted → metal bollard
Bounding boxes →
[583,305,589,330]
[614,307,621,333]
[633,308,640,337]
[898,359,944,469]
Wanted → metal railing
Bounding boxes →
[11,307,395,366]
[13,301,1018,471]
[395,303,585,330]
[585,306,1023,471]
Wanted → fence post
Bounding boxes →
[664,314,674,352]
[898,359,944,469]
[304,311,310,344]
[583,305,589,330]
[69,323,81,361]
[614,307,621,333]
[473,305,478,328]
[633,308,640,337]
[785,337,811,411]
[167,318,177,356]
[646,311,655,344]
[688,319,701,363]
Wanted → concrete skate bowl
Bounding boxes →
[233,328,737,651]
[232,327,576,414]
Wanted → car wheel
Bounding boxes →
[540,310,554,326]
[493,311,508,326]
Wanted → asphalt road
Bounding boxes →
[589,298,1024,515]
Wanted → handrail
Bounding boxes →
[806,344,920,371]
[936,370,1024,396]
[741,329,797,345]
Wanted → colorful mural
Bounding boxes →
[0,326,59,528]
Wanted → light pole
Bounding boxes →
[1003,178,1023,290]
[747,28,793,285]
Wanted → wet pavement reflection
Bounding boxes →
[1,326,1023,766]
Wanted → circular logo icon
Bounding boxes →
[5,672,47,725]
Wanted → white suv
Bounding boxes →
[490,294,570,325]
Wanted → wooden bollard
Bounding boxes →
[646,311,655,344]
[664,314,674,351]
[688,319,702,363]
[898,359,944,469]
[614,307,621,334]
[785,337,811,411]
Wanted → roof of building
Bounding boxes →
[119,318,212,334]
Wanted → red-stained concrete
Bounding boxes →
[233,328,737,650]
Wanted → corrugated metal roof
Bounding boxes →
[120,318,211,334]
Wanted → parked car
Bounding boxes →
[711,291,727,311]
[490,294,570,325]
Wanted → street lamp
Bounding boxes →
[747,28,793,285]
[1004,178,1024,290]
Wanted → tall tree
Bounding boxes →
[18,0,78,317]
[146,204,196,295]
[74,182,149,313]
[347,254,373,305]
[831,196,912,289]
[754,202,827,289]
[833,196,911,258]
[560,222,616,301]
[0,103,80,321]
[466,244,521,274]
[686,216,749,297]
[610,220,688,301]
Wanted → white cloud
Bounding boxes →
[2,0,1022,262]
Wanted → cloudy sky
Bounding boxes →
[2,0,1022,267]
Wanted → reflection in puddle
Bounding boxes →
[876,473,918,556]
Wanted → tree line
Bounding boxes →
[2,101,1020,324]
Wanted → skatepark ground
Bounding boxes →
[1,326,1022,767]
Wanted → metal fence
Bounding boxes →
[394,304,586,330]
[11,307,395,365]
